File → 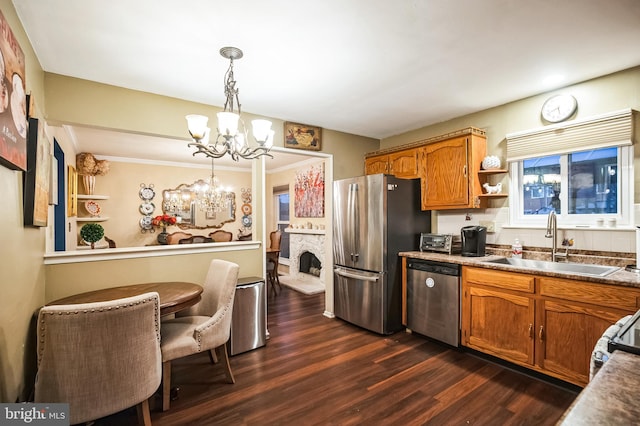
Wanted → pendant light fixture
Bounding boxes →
[186,47,274,161]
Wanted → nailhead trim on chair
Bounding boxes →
[195,293,234,351]
[38,295,160,364]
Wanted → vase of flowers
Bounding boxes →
[152,214,177,244]
[76,152,110,195]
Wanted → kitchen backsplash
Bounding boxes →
[436,204,640,254]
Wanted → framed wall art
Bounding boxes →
[284,122,322,151]
[294,162,325,218]
[67,165,77,217]
[0,10,27,171]
[23,118,51,226]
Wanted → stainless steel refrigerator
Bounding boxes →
[333,174,431,334]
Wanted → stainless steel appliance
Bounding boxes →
[420,233,461,254]
[333,174,431,334]
[406,259,461,346]
[461,225,487,257]
[228,277,266,356]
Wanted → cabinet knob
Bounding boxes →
[528,324,533,338]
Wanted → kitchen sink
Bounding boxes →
[482,257,620,277]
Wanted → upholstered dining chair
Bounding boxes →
[166,231,193,245]
[209,229,233,242]
[266,230,282,294]
[179,235,214,244]
[34,292,162,426]
[160,259,240,411]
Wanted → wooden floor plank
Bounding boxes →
[95,287,577,425]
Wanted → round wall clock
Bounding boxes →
[541,94,577,123]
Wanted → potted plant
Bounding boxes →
[80,223,105,249]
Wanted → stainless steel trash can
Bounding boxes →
[228,277,266,356]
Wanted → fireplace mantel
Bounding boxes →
[285,228,326,235]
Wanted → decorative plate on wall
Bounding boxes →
[241,203,252,215]
[84,200,101,216]
[139,183,155,201]
[139,202,155,215]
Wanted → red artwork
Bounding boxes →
[294,163,325,218]
[0,10,26,171]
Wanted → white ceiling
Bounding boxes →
[11,0,640,168]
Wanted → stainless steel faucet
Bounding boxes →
[545,211,567,262]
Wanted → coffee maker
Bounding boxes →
[461,225,487,257]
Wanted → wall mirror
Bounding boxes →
[162,181,236,229]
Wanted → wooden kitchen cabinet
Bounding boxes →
[365,154,389,175]
[462,266,640,387]
[364,148,420,178]
[420,133,486,210]
[462,267,535,366]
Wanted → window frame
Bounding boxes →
[273,189,290,262]
[509,145,633,228]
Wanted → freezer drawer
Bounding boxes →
[406,260,460,346]
[334,267,392,334]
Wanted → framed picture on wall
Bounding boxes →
[0,10,27,171]
[284,122,322,151]
[67,165,77,217]
[23,118,51,226]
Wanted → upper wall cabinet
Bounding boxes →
[421,132,486,210]
[365,127,487,210]
[364,148,420,179]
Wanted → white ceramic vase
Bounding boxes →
[83,175,96,195]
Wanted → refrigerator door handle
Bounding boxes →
[347,183,360,261]
[334,268,380,282]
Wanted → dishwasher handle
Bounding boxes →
[334,268,380,282]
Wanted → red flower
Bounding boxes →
[152,214,177,227]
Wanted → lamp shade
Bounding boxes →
[252,119,273,143]
[186,115,209,140]
[217,112,240,136]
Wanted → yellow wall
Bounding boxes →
[0,0,46,402]
[77,161,252,248]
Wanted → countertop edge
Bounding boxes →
[399,251,640,288]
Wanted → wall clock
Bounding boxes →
[541,94,577,123]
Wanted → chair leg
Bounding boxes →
[162,361,171,412]
[209,348,218,364]
[136,399,152,426]
[215,344,235,384]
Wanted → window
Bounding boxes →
[510,146,632,226]
[274,190,290,260]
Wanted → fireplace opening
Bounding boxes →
[299,251,322,277]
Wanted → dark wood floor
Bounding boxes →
[101,287,578,425]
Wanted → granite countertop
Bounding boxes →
[558,350,640,424]
[399,250,640,289]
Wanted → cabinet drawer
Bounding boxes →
[539,277,640,311]
[463,266,535,293]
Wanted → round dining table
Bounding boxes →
[47,281,203,317]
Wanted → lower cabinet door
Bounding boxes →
[462,285,535,366]
[537,299,629,386]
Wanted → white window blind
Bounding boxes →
[506,109,636,162]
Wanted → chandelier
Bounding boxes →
[186,46,274,162]
[193,158,232,215]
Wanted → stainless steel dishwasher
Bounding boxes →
[406,259,461,347]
